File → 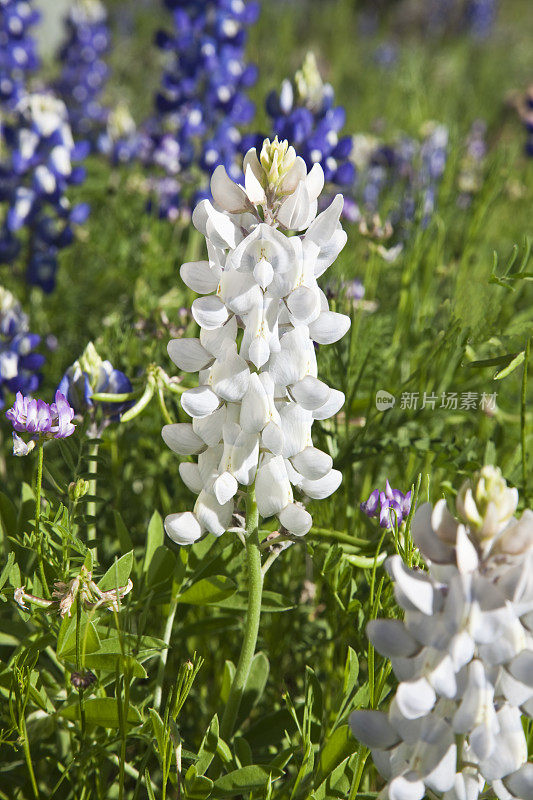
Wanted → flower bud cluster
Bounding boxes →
[55,0,110,143]
[245,52,354,192]
[0,91,89,291]
[0,285,44,408]
[58,341,133,422]
[162,138,350,544]
[350,467,533,800]
[0,0,40,107]
[148,0,259,216]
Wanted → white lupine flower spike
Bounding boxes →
[350,466,533,800]
[162,137,350,543]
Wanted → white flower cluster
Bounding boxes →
[350,466,533,800]
[162,138,350,545]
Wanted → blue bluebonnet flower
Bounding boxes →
[345,123,448,233]
[252,52,355,192]
[426,0,498,37]
[0,91,90,292]
[7,389,75,454]
[0,0,40,107]
[55,0,110,143]
[0,285,44,408]
[465,0,497,38]
[360,481,412,529]
[97,102,141,165]
[58,342,133,422]
[147,0,259,216]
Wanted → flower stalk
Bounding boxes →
[220,485,263,742]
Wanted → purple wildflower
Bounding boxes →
[6,390,75,448]
[360,481,412,529]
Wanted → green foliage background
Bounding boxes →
[0,0,532,797]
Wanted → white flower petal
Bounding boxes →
[262,421,284,455]
[290,446,332,480]
[300,468,342,500]
[312,388,345,420]
[213,471,238,505]
[210,347,250,401]
[180,260,220,294]
[181,386,219,418]
[308,311,351,345]
[305,193,344,247]
[244,163,266,205]
[366,619,419,658]
[200,316,238,357]
[396,677,436,719]
[387,555,435,615]
[193,405,226,446]
[194,490,233,537]
[292,375,331,410]
[500,764,533,800]
[162,423,206,455]
[277,181,312,231]
[192,296,229,330]
[240,373,270,432]
[231,431,260,486]
[278,502,312,536]
[179,462,203,494]
[456,526,479,573]
[168,338,212,372]
[256,454,293,518]
[165,512,203,545]
[389,775,425,800]
[349,710,400,749]
[287,286,321,324]
[304,163,325,201]
[210,164,248,213]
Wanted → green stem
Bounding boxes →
[310,526,369,548]
[87,442,98,561]
[153,596,179,712]
[219,486,263,742]
[76,601,86,743]
[34,438,48,597]
[521,338,530,502]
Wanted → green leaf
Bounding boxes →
[184,765,214,800]
[220,660,235,705]
[215,590,294,613]
[213,765,283,797]
[114,510,133,552]
[146,545,176,588]
[83,646,147,678]
[149,708,169,762]
[0,492,17,539]
[315,726,356,786]
[236,652,269,730]
[58,697,142,728]
[343,647,359,697]
[57,609,100,659]
[98,551,134,592]
[196,715,219,776]
[179,576,236,606]
[143,511,164,572]
[0,553,16,595]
